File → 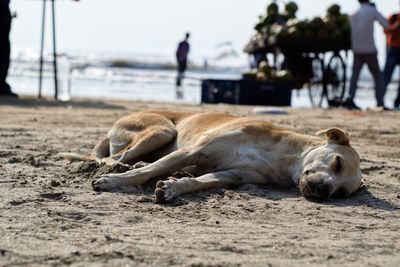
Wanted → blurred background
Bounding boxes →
[7,0,400,107]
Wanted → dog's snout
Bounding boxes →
[315,182,331,199]
[300,179,332,200]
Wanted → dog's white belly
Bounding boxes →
[180,143,293,186]
[227,145,293,185]
[173,127,297,186]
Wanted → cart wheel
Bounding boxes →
[308,57,324,108]
[325,53,346,107]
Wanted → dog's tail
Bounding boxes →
[57,152,94,162]
[57,138,110,162]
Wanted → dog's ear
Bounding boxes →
[316,128,350,146]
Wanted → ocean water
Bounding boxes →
[7,50,399,109]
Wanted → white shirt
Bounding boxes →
[350,3,388,54]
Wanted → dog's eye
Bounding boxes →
[303,170,311,176]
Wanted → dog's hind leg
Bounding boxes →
[106,125,177,164]
[92,148,200,191]
[91,138,110,163]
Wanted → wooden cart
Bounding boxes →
[246,36,351,107]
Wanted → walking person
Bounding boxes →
[175,32,190,98]
[345,0,388,110]
[0,0,18,98]
[383,11,400,110]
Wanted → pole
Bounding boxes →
[51,0,58,100]
[38,0,46,98]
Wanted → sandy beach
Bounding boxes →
[0,96,399,267]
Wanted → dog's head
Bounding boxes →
[299,128,362,200]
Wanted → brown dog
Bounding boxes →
[61,110,362,203]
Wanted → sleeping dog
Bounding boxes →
[61,110,362,203]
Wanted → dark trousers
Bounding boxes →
[349,53,385,107]
[0,2,12,93]
[176,61,187,87]
[383,47,400,107]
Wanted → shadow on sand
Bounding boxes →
[317,186,399,211]
[231,184,399,211]
[103,179,399,212]
[231,184,399,212]
[0,96,126,110]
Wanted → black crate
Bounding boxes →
[201,79,293,106]
[239,79,293,106]
[201,79,241,104]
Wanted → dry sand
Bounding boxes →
[0,96,399,267]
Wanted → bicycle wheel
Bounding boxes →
[325,53,346,106]
[308,57,324,108]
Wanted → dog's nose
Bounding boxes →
[300,178,332,200]
[308,180,332,199]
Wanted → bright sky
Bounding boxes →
[9,0,400,59]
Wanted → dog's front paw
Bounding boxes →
[154,178,177,203]
[92,175,119,191]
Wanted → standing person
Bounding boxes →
[0,0,17,98]
[176,32,190,92]
[383,11,400,110]
[346,0,388,110]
